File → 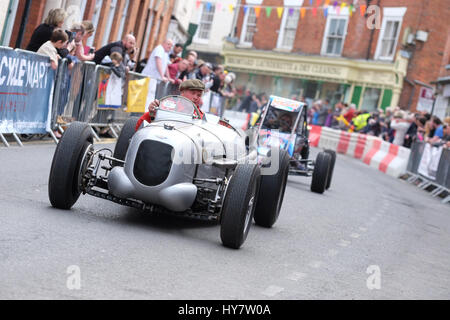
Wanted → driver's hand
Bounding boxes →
[148,99,159,118]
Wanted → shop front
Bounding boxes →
[223,43,408,111]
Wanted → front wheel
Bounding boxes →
[310,151,331,194]
[220,164,261,249]
[48,122,93,209]
[254,149,290,228]
[324,149,336,190]
[113,117,139,167]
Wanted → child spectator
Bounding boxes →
[109,52,126,78]
[37,28,68,70]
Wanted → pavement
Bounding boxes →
[0,141,449,299]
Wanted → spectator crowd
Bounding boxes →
[20,7,449,151]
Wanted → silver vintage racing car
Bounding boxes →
[48,96,290,249]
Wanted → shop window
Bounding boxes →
[240,7,257,46]
[361,88,381,112]
[195,3,215,42]
[321,7,349,56]
[277,8,300,50]
[375,7,407,61]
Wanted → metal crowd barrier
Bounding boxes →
[405,141,450,204]
[1,46,56,146]
[155,80,179,99]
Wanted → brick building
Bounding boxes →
[222,0,450,113]
[433,27,450,120]
[0,0,180,63]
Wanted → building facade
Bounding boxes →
[0,0,178,63]
[222,0,450,112]
[433,27,450,120]
[187,0,238,63]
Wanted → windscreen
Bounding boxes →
[261,107,299,134]
[158,96,197,116]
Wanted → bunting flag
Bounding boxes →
[277,7,283,18]
[193,1,371,20]
[255,6,261,17]
[360,4,367,16]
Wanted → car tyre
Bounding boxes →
[48,122,93,209]
[113,117,139,167]
[311,151,331,194]
[324,149,336,190]
[220,164,261,249]
[254,149,290,228]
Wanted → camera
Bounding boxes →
[89,47,94,54]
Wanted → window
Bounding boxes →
[379,20,400,58]
[195,4,215,42]
[321,6,349,56]
[375,7,407,61]
[277,9,300,49]
[361,88,381,112]
[240,7,257,45]
[324,18,347,55]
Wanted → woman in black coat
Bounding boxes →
[26,8,67,52]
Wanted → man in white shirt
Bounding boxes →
[391,111,413,146]
[142,38,174,101]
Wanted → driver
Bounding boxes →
[279,113,293,132]
[135,79,206,131]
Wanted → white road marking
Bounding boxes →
[262,285,284,297]
[338,239,351,247]
[287,272,307,281]
[359,227,368,232]
[350,233,360,239]
[328,249,339,257]
[308,261,323,269]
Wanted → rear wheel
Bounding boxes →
[220,164,261,249]
[113,117,139,167]
[311,152,331,194]
[48,122,93,209]
[254,149,290,228]
[324,149,336,190]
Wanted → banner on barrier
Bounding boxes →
[97,69,122,110]
[0,49,55,134]
[418,143,443,180]
[127,77,149,113]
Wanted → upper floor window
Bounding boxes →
[375,7,407,61]
[240,7,257,46]
[321,7,349,56]
[277,8,300,50]
[195,4,216,42]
